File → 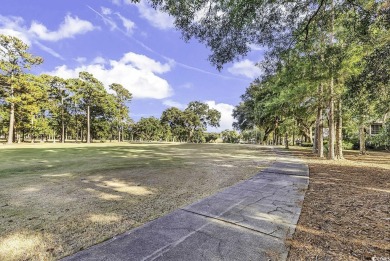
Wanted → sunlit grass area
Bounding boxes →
[0,142,275,260]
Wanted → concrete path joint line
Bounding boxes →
[260,171,309,177]
[180,208,282,240]
[141,199,247,261]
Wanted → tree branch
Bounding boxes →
[303,0,326,42]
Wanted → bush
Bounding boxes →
[352,142,360,150]
[368,122,390,150]
[343,141,355,150]
[301,142,313,147]
[221,130,240,143]
[205,132,219,143]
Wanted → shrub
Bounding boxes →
[342,141,355,150]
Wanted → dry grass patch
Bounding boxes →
[0,231,55,261]
[0,143,275,260]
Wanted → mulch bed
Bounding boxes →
[287,148,390,260]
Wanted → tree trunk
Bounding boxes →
[31,115,35,143]
[61,96,65,143]
[335,98,344,159]
[315,84,324,157]
[262,128,272,144]
[292,130,295,146]
[16,129,20,143]
[313,123,318,153]
[328,86,335,160]
[318,112,324,158]
[87,105,91,143]
[300,130,312,144]
[285,132,289,149]
[7,102,15,144]
[7,77,16,145]
[328,0,336,160]
[75,113,78,142]
[61,119,65,144]
[359,123,366,155]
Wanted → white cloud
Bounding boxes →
[227,59,262,79]
[194,3,224,22]
[0,14,96,60]
[0,28,31,46]
[248,43,266,51]
[120,52,170,73]
[205,101,235,132]
[92,56,106,65]
[75,57,87,63]
[162,100,186,109]
[91,6,135,34]
[127,0,174,30]
[0,15,31,45]
[0,15,24,29]
[44,52,173,99]
[29,15,96,42]
[45,64,77,79]
[87,5,118,31]
[194,6,209,22]
[101,7,112,15]
[115,13,136,34]
[34,41,65,60]
[111,0,122,6]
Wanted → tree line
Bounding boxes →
[0,34,133,144]
[133,0,389,158]
[0,34,224,144]
[131,101,221,143]
[231,1,389,157]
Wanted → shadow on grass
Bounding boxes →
[0,143,276,260]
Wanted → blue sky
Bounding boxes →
[1,0,265,131]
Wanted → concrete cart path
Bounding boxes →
[62,148,309,261]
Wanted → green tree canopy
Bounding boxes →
[0,34,43,143]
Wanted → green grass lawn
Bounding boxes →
[0,142,275,261]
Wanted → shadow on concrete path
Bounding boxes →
[62,147,309,261]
